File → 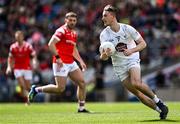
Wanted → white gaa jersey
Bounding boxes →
[100,23,141,66]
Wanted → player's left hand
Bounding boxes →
[100,48,109,60]
[6,67,12,75]
[32,59,39,69]
[105,48,113,57]
[56,58,63,68]
[80,61,87,72]
[123,49,133,56]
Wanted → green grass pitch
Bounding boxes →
[1,102,180,124]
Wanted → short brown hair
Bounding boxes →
[65,12,77,18]
[15,30,23,35]
[103,5,118,16]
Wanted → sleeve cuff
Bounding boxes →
[52,35,60,41]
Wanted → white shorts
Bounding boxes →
[14,69,32,80]
[53,61,79,77]
[113,59,140,82]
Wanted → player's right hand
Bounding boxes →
[6,67,12,75]
[100,48,109,60]
[56,58,63,68]
[80,61,87,72]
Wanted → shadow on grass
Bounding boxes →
[86,111,124,114]
[139,119,180,122]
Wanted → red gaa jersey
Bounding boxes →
[10,42,35,70]
[52,25,77,63]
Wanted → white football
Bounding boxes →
[99,42,116,55]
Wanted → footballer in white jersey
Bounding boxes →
[99,4,168,120]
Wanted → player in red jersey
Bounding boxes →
[6,30,37,104]
[28,12,89,112]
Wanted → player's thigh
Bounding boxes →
[127,59,141,83]
[69,68,84,84]
[129,67,141,84]
[14,69,25,86]
[55,76,67,89]
[68,61,84,84]
[113,65,129,82]
[14,69,23,81]
[16,76,25,87]
[23,70,32,90]
[53,63,69,88]
[122,77,140,96]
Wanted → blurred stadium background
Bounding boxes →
[0,0,180,103]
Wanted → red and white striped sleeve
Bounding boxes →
[52,27,65,42]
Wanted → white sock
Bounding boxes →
[35,87,43,93]
[79,101,85,110]
[153,95,160,103]
[155,106,161,113]
[79,106,85,111]
[35,88,38,92]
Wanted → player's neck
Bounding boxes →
[110,21,120,33]
[17,41,24,46]
[65,24,74,31]
[67,27,73,30]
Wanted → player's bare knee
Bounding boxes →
[131,78,142,88]
[78,80,85,89]
[56,86,65,93]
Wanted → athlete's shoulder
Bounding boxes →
[10,42,17,49]
[23,42,34,50]
[100,26,111,37]
[100,27,111,43]
[23,41,30,47]
[101,26,110,33]
[24,41,31,45]
[120,23,136,31]
[120,23,141,40]
[55,25,66,34]
[119,23,130,30]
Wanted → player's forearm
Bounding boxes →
[31,51,37,60]
[48,40,59,56]
[32,53,38,66]
[74,54,83,63]
[131,40,147,53]
[73,47,84,63]
[7,57,13,69]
